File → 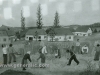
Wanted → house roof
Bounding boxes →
[48,28,73,35]
[26,29,46,35]
[75,26,91,32]
[0,30,8,36]
[0,25,15,36]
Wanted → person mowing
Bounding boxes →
[66,46,79,66]
[37,51,46,68]
[21,51,32,70]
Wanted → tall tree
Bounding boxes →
[21,9,25,31]
[36,4,43,29]
[53,11,60,28]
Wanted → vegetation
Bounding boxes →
[36,4,43,29]
[48,28,56,42]
[34,31,38,41]
[93,29,98,33]
[21,9,25,31]
[53,11,60,28]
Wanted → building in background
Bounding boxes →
[74,26,92,36]
[0,30,11,44]
[25,29,47,41]
[48,28,74,41]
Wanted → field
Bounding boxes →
[0,33,100,75]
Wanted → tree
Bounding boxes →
[48,28,56,42]
[35,31,38,41]
[93,29,97,33]
[15,31,20,39]
[21,9,25,31]
[36,4,43,29]
[53,11,60,28]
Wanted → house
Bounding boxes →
[74,26,92,36]
[25,29,47,41]
[0,30,11,44]
[0,25,16,42]
[48,28,74,41]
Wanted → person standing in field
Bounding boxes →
[37,51,46,68]
[8,44,16,64]
[55,46,61,58]
[94,44,100,61]
[40,41,47,55]
[66,49,79,66]
[75,39,81,54]
[81,45,89,54]
[2,44,8,65]
[21,51,32,70]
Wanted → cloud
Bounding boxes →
[57,3,66,14]
[41,4,48,16]
[23,6,30,17]
[3,7,12,19]
[73,1,82,12]
[30,0,39,3]
[12,0,21,4]
[91,0,99,11]
[0,0,3,5]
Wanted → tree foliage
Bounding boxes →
[53,11,60,28]
[21,9,25,31]
[36,4,43,29]
[48,28,56,42]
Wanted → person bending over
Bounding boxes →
[66,50,79,66]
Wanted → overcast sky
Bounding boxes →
[0,0,100,27]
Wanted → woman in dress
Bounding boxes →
[94,44,100,61]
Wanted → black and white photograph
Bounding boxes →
[0,0,100,75]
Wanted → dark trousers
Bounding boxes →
[68,54,79,65]
[9,53,16,63]
[3,54,7,64]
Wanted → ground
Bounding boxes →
[0,34,100,75]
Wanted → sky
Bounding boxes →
[0,0,100,27]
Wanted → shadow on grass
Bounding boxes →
[0,69,100,75]
[49,70,100,75]
[0,69,34,75]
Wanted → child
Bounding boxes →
[37,51,45,68]
[66,49,79,66]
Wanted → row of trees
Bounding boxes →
[21,4,60,31]
[15,4,60,41]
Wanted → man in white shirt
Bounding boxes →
[82,45,89,54]
[2,44,8,64]
[42,46,47,54]
[75,39,81,54]
[40,41,47,54]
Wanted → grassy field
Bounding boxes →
[0,33,100,75]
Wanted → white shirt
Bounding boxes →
[76,42,80,46]
[82,46,89,53]
[2,47,8,54]
[42,46,47,54]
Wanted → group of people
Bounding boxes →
[22,41,47,70]
[2,40,100,71]
[2,44,16,65]
[74,39,89,54]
